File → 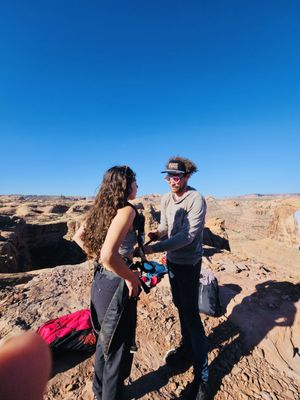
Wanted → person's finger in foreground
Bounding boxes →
[0,331,52,400]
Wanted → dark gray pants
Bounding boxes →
[167,259,209,383]
[91,268,137,400]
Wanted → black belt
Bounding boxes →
[93,262,116,278]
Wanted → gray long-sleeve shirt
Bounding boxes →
[151,187,207,265]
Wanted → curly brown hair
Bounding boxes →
[166,156,198,174]
[82,165,136,259]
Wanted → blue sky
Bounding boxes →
[0,1,299,198]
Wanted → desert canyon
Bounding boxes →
[0,193,300,400]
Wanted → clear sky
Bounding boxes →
[1,1,299,198]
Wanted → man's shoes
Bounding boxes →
[164,345,192,367]
[180,379,210,400]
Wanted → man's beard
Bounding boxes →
[171,182,188,195]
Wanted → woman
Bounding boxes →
[73,165,142,400]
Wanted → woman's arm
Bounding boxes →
[101,205,142,298]
[72,223,86,251]
[72,222,97,257]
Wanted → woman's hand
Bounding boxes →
[125,271,142,298]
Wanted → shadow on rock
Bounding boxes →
[218,283,242,314]
[51,351,93,377]
[207,280,300,398]
[0,272,35,288]
[30,239,87,270]
[203,247,223,258]
[203,227,231,252]
[126,363,192,399]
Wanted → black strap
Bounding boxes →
[125,202,156,277]
[126,202,146,260]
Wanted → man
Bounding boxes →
[144,156,209,400]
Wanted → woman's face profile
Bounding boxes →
[128,179,137,200]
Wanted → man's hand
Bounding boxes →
[144,245,154,255]
[148,231,159,241]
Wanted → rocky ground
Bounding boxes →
[0,194,300,399]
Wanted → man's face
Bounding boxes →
[165,173,189,194]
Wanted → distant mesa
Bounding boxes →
[0,193,300,273]
[226,193,300,199]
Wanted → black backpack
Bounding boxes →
[198,268,223,317]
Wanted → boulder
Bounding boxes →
[268,205,300,247]
[204,217,231,251]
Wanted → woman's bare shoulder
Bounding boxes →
[116,204,136,218]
